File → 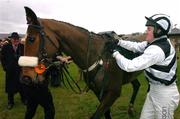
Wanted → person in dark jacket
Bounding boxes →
[48,65,61,87]
[19,55,72,119]
[23,78,55,119]
[1,32,26,109]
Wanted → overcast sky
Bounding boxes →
[0,0,180,34]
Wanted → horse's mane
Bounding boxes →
[41,18,104,39]
[46,19,89,33]
[58,20,89,32]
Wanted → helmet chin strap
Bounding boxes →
[154,27,167,38]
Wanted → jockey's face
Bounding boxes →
[145,26,154,43]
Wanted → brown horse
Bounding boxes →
[19,7,142,119]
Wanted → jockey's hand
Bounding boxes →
[105,39,119,53]
[112,50,119,58]
[108,48,114,54]
[112,39,119,45]
[109,48,119,54]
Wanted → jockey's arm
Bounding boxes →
[117,40,148,53]
[112,45,165,72]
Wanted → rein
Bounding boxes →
[48,61,82,93]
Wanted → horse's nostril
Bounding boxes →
[22,76,31,80]
[21,76,32,85]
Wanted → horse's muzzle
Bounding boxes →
[20,75,33,85]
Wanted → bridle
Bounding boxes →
[27,24,61,69]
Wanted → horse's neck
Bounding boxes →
[45,20,105,70]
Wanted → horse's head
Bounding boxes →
[19,7,60,84]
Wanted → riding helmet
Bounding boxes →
[145,14,172,38]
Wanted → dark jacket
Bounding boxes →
[1,42,24,93]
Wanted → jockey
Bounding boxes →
[109,14,180,119]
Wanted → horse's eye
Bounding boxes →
[27,36,35,43]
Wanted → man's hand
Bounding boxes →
[56,56,72,64]
[105,39,119,53]
[112,51,119,58]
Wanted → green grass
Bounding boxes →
[0,59,180,119]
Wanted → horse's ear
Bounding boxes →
[24,6,40,25]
